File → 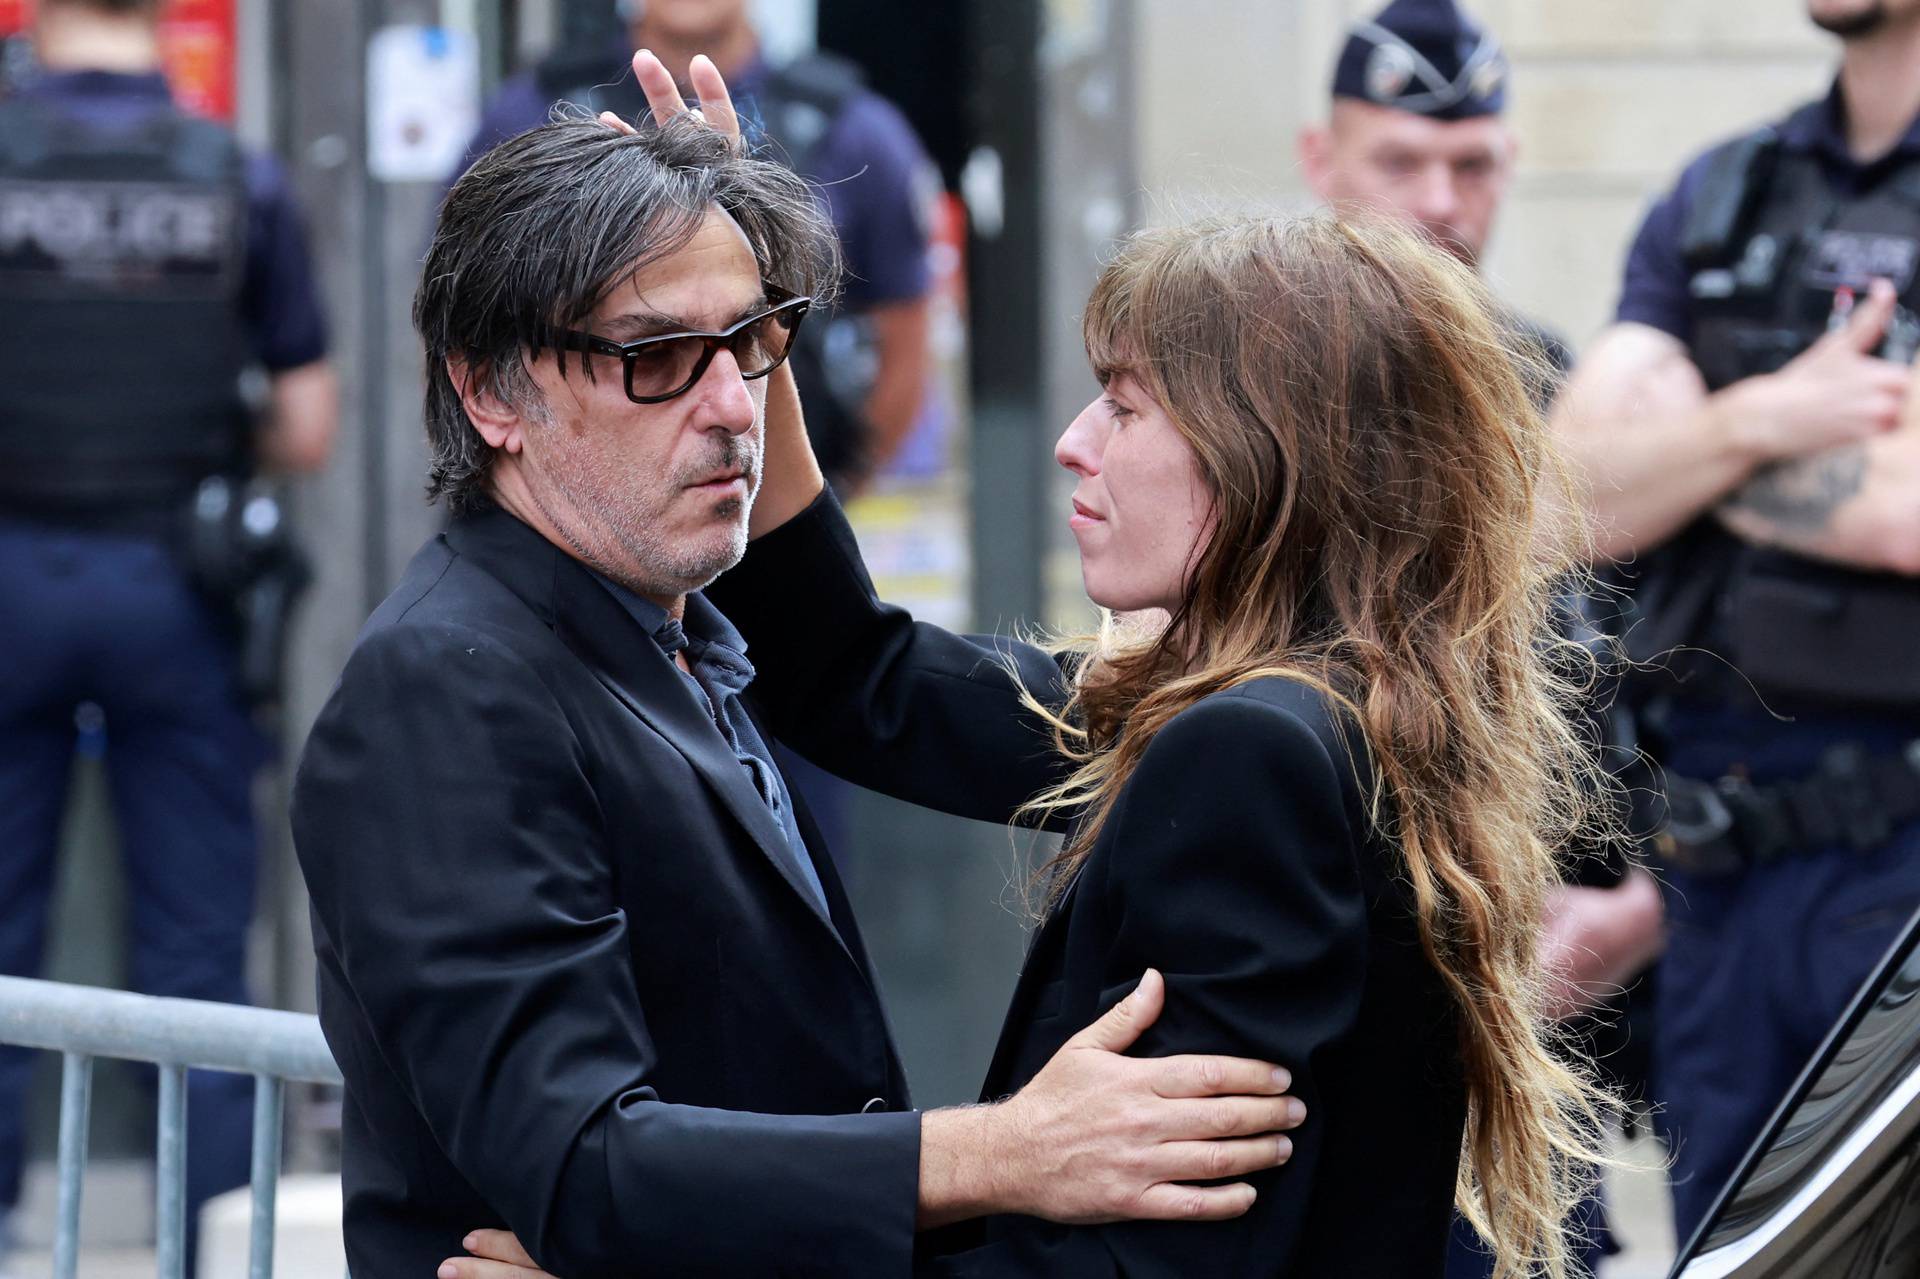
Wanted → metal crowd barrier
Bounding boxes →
[0,976,342,1279]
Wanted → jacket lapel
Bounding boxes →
[444,510,847,945]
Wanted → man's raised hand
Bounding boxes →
[603,49,742,152]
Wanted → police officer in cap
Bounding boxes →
[1301,0,1564,361]
[0,0,336,1262]
[1557,0,1920,1245]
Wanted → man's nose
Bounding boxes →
[697,348,757,435]
[1413,165,1459,222]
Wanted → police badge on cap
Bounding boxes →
[1332,0,1507,121]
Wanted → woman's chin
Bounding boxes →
[1081,577,1171,617]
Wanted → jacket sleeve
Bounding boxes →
[292,621,920,1279]
[929,692,1372,1278]
[705,490,1074,827]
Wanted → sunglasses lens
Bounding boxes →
[732,306,802,377]
[626,337,705,400]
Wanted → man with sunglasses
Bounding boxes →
[290,68,1303,1279]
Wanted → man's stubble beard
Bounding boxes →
[536,417,764,599]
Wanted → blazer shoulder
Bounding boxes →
[1099,680,1371,911]
[347,540,564,684]
[1171,678,1363,786]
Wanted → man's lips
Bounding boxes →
[689,470,749,490]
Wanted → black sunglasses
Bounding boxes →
[545,292,813,405]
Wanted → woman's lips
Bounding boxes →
[1070,498,1105,530]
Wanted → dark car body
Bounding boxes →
[1673,906,1920,1276]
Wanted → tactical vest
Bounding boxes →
[1631,123,1920,713]
[536,50,880,487]
[0,96,252,528]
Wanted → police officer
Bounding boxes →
[1305,6,1668,1272]
[0,0,336,1261]
[1301,0,1561,361]
[457,0,936,498]
[1557,0,1920,1245]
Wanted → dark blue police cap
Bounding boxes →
[1331,0,1508,121]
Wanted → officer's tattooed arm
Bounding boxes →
[1718,445,1870,535]
[1559,282,1911,566]
[1715,424,1920,573]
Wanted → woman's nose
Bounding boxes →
[1055,403,1106,475]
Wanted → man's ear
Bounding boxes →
[447,354,528,456]
[1298,124,1335,201]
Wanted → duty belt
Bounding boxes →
[1656,741,1920,876]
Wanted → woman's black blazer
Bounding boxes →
[708,493,1468,1277]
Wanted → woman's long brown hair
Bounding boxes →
[1017,213,1616,1278]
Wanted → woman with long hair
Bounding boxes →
[450,69,1612,1279]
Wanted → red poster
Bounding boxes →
[157,0,235,121]
[0,0,236,120]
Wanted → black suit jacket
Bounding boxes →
[709,494,1468,1277]
[291,508,920,1279]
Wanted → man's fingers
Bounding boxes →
[437,1260,545,1279]
[686,54,742,146]
[1129,1181,1259,1222]
[1065,969,1164,1053]
[1150,1134,1293,1184]
[595,110,639,137]
[463,1230,538,1268]
[1150,1054,1292,1100]
[631,48,688,127]
[1839,278,1899,353]
[1156,1094,1306,1141]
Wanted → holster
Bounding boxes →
[181,475,311,707]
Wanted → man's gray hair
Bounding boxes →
[414,115,841,514]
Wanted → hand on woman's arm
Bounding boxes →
[928,693,1369,1277]
[444,970,1308,1279]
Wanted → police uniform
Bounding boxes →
[1618,85,1920,1241]
[0,67,327,1245]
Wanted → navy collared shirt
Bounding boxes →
[1616,77,1920,343]
[592,572,829,913]
[15,69,330,371]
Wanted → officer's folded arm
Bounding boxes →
[1560,297,1918,569]
[1715,412,1920,575]
[1555,321,1765,559]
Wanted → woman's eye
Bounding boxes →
[1104,396,1132,421]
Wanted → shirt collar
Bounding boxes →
[1779,76,1920,165]
[23,69,173,103]
[590,571,750,664]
